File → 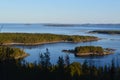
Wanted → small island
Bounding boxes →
[0,46,29,60]
[62,46,115,57]
[0,33,99,45]
[43,23,72,27]
[89,30,120,35]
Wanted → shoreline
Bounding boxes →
[0,33,99,46]
[1,39,99,46]
[75,51,114,57]
[89,30,120,35]
[14,53,29,59]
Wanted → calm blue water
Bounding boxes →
[1,24,120,67]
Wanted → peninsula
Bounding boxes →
[0,33,99,45]
[0,46,28,60]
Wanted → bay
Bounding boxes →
[1,24,120,67]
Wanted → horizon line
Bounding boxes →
[0,23,120,25]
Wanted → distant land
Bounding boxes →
[43,23,120,27]
[0,23,120,26]
[89,30,120,35]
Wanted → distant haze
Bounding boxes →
[0,0,120,24]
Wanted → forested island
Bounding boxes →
[62,46,115,56]
[0,33,99,45]
[0,46,28,60]
[89,30,120,34]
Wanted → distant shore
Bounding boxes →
[89,30,120,35]
[44,23,120,27]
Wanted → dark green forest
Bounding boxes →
[0,33,98,45]
[0,49,120,80]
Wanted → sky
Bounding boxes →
[0,0,120,24]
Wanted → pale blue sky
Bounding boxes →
[0,0,120,24]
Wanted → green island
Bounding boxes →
[89,30,120,34]
[0,46,28,60]
[62,46,115,56]
[0,33,99,45]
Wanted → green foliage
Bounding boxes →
[75,46,104,54]
[0,33,98,44]
[0,46,28,60]
[69,62,82,76]
[82,60,89,74]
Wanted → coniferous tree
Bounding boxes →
[65,54,70,66]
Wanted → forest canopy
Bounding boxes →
[0,46,28,60]
[75,46,104,54]
[62,46,114,56]
[0,33,98,45]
